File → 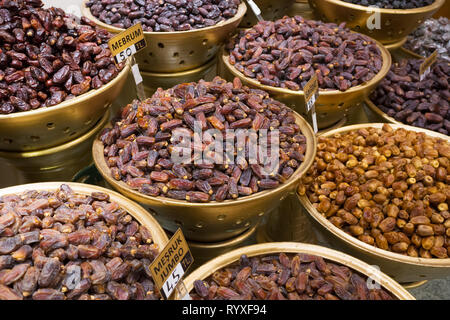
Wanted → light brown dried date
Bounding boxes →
[191,253,395,300]
[101,77,308,202]
[0,184,161,300]
[303,124,450,258]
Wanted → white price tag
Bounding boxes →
[419,67,430,82]
[311,106,318,133]
[161,263,185,299]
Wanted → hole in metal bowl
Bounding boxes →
[355,25,361,31]
[84,119,92,126]
[189,50,194,56]
[69,131,77,137]
[244,222,250,227]
[217,215,226,221]
[47,122,55,130]
[158,42,164,48]
[235,219,243,225]
[385,19,391,26]
[173,52,179,57]
[398,29,404,35]
[338,102,344,107]
[149,52,153,57]
[179,60,185,65]
[202,39,208,46]
[30,136,40,142]
[258,212,265,217]
[3,138,12,144]
[63,127,70,134]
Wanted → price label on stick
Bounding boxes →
[419,50,438,81]
[149,229,194,300]
[303,73,319,133]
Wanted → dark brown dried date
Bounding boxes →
[342,0,434,9]
[86,0,240,32]
[0,0,124,115]
[226,16,383,92]
[301,124,450,259]
[191,253,396,300]
[0,184,160,300]
[370,59,450,136]
[100,77,308,202]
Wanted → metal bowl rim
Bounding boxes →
[92,110,317,208]
[183,242,415,300]
[0,63,130,120]
[82,1,247,36]
[298,122,450,268]
[311,0,445,14]
[221,34,392,97]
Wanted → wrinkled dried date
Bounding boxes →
[370,59,450,136]
[86,0,240,32]
[100,76,308,202]
[0,0,124,115]
[191,253,396,300]
[301,124,450,258]
[341,0,434,9]
[226,16,383,92]
[0,184,160,300]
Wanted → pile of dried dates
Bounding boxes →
[191,253,396,300]
[370,59,449,135]
[86,0,241,32]
[0,0,124,114]
[100,77,308,203]
[227,16,383,91]
[0,184,161,300]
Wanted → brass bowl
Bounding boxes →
[92,111,317,242]
[0,109,110,184]
[181,242,415,300]
[141,57,218,97]
[239,0,296,28]
[297,123,450,283]
[221,39,391,129]
[0,181,169,249]
[82,1,246,73]
[0,64,129,152]
[308,0,445,45]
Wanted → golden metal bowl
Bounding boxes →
[0,110,110,184]
[220,40,392,129]
[0,64,129,152]
[308,0,445,45]
[92,111,317,242]
[81,1,246,73]
[140,58,218,97]
[181,242,415,300]
[0,181,169,248]
[297,123,450,283]
[239,0,296,28]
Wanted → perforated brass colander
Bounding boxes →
[82,1,247,73]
